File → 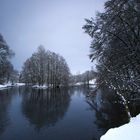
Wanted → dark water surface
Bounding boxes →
[0,86,127,140]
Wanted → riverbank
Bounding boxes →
[32,85,48,89]
[0,83,25,90]
[101,114,140,140]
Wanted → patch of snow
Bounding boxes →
[74,82,84,86]
[100,114,140,140]
[0,83,26,90]
[32,85,48,89]
[89,79,96,85]
[15,83,25,86]
[0,84,7,89]
[0,83,12,90]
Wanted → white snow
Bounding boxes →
[0,83,25,90]
[0,84,7,89]
[101,114,140,140]
[74,82,84,86]
[32,85,48,89]
[89,79,96,88]
[89,79,96,85]
[74,79,96,86]
[15,83,25,86]
[0,83,12,90]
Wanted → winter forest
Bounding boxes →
[0,0,140,140]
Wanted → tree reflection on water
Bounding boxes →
[22,88,71,130]
[87,86,129,131]
[0,89,13,135]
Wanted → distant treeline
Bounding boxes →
[70,70,96,85]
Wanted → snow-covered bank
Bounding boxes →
[0,83,14,90]
[32,85,48,89]
[73,79,96,87]
[74,82,84,86]
[101,114,140,140]
[89,79,96,85]
[0,83,25,90]
[15,83,25,86]
[0,84,8,90]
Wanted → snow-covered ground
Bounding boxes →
[0,83,25,90]
[89,79,96,88]
[0,84,8,89]
[89,79,96,85]
[0,83,49,90]
[101,114,140,140]
[0,83,14,90]
[15,83,25,86]
[32,85,48,89]
[74,79,96,86]
[74,82,84,86]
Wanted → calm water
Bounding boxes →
[0,86,128,140]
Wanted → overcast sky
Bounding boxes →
[0,0,106,74]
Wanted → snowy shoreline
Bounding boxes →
[32,85,48,89]
[0,83,53,90]
[100,114,140,140]
[0,83,25,90]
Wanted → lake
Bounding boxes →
[0,86,128,140]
